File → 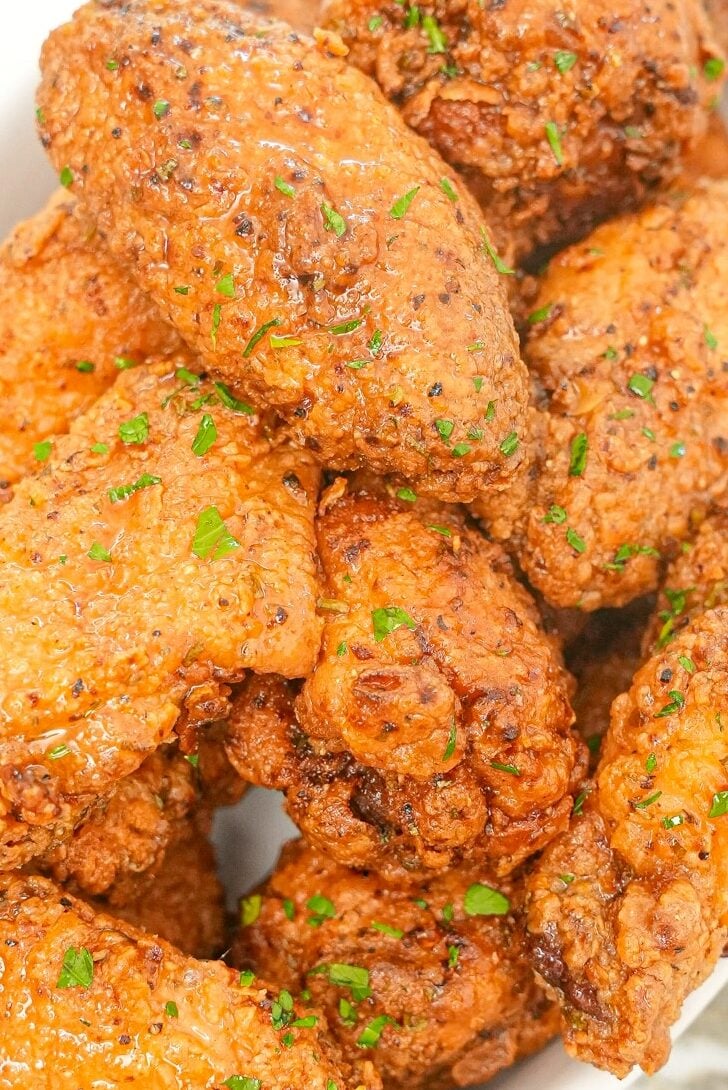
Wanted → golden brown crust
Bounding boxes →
[226,475,585,874]
[0,190,181,486]
[232,839,557,1090]
[0,361,321,870]
[526,512,728,1076]
[320,0,723,260]
[0,873,376,1090]
[37,0,528,503]
[475,181,728,610]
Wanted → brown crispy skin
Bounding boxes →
[232,839,558,1090]
[226,475,585,874]
[320,0,723,261]
[0,190,182,486]
[475,181,728,610]
[526,511,728,1076]
[37,0,528,504]
[0,361,321,870]
[0,874,376,1090]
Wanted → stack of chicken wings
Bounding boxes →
[0,0,725,1086]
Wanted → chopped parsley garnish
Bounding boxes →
[404,5,421,28]
[243,317,281,358]
[165,1001,179,1018]
[368,329,383,354]
[91,443,109,455]
[330,317,363,335]
[662,813,685,829]
[566,527,586,554]
[87,542,112,563]
[527,303,553,324]
[239,969,256,987]
[481,228,515,275]
[339,997,357,1026]
[357,1015,397,1049]
[269,333,303,349]
[291,1015,318,1029]
[390,186,420,219]
[603,346,618,360]
[48,743,70,760]
[428,524,452,537]
[336,641,348,656]
[412,898,428,910]
[473,377,484,392]
[669,441,686,458]
[214,381,254,415]
[554,50,577,73]
[448,945,459,968]
[654,690,685,718]
[153,99,170,119]
[611,408,633,420]
[543,504,567,525]
[422,13,446,52]
[174,285,191,295]
[704,57,725,81]
[451,442,471,457]
[443,721,457,761]
[435,418,454,440]
[223,1078,261,1090]
[396,487,417,502]
[372,606,417,642]
[603,542,660,571]
[282,898,295,921]
[33,440,52,463]
[321,201,347,237]
[467,342,485,352]
[368,14,383,29]
[307,893,336,927]
[108,473,161,504]
[345,359,368,370]
[211,303,222,346]
[642,427,656,441]
[274,175,296,198]
[656,586,693,647]
[215,273,235,298]
[573,789,589,815]
[371,921,404,939]
[704,325,718,350]
[499,431,519,457]
[545,121,565,165]
[114,355,138,370]
[645,753,657,773]
[57,947,94,989]
[678,654,696,674]
[490,761,521,776]
[176,367,199,387]
[442,902,454,924]
[485,400,496,421]
[310,963,371,1001]
[184,753,199,768]
[191,413,217,456]
[76,360,95,373]
[627,373,655,400]
[439,178,458,201]
[568,432,588,476]
[240,895,262,927]
[118,412,149,445]
[634,790,662,809]
[464,883,510,916]
[192,506,240,561]
[560,873,575,885]
[709,791,728,818]
[59,165,74,188]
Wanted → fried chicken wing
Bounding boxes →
[0,361,321,871]
[475,180,728,610]
[320,0,723,261]
[526,507,728,1076]
[37,0,528,503]
[231,839,557,1090]
[226,475,584,874]
[0,190,181,486]
[0,874,377,1090]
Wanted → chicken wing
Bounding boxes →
[37,0,527,503]
[226,475,585,874]
[526,506,728,1076]
[319,0,723,261]
[0,360,321,871]
[0,874,377,1090]
[231,838,557,1090]
[474,180,728,610]
[0,190,181,486]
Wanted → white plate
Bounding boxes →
[1,4,726,1088]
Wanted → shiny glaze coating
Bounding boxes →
[37,0,528,502]
[226,475,585,874]
[0,874,375,1090]
[475,180,728,610]
[232,839,558,1090]
[320,0,724,260]
[526,510,728,1076]
[0,361,321,870]
[0,190,181,486]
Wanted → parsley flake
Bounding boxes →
[481,228,515,275]
[33,440,52,463]
[165,1001,179,1018]
[654,690,685,718]
[240,895,262,927]
[153,99,170,119]
[118,412,149,445]
[76,360,95,373]
[439,178,458,201]
[490,761,521,776]
[396,487,417,502]
[215,273,235,298]
[463,883,510,916]
[269,333,303,349]
[499,431,519,457]
[214,381,254,415]
[569,432,588,476]
[554,50,577,73]
[191,413,217,456]
[274,175,296,198]
[192,506,240,561]
[435,418,454,440]
[527,303,553,324]
[634,790,662,809]
[566,527,586,554]
[239,970,256,987]
[422,13,446,52]
[223,1077,261,1090]
[321,201,347,237]
[330,318,363,335]
[545,121,565,165]
[59,165,74,188]
[709,791,728,818]
[372,606,417,642]
[390,186,420,219]
[243,318,281,358]
[57,947,94,989]
[627,373,655,400]
[357,1015,397,1049]
[371,921,404,939]
[107,473,161,504]
[307,893,336,927]
[704,57,725,81]
[443,721,457,761]
[543,504,567,525]
[48,743,70,760]
[87,542,112,563]
[704,325,718,350]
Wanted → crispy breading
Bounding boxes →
[0,874,378,1090]
[0,361,321,870]
[226,475,585,874]
[474,181,728,610]
[0,190,181,485]
[37,0,528,503]
[231,839,558,1090]
[526,509,728,1076]
[319,0,723,261]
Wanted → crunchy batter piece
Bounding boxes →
[475,181,728,610]
[226,476,584,874]
[0,874,377,1090]
[232,839,558,1090]
[0,361,321,871]
[37,0,528,503]
[526,509,728,1076]
[320,0,723,261]
[0,190,181,486]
